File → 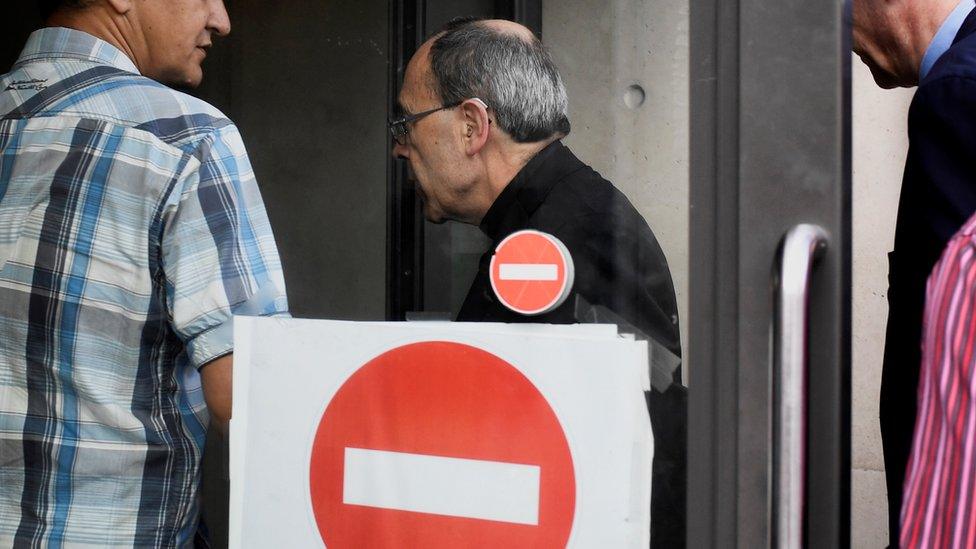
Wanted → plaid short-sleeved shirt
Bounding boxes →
[0,28,289,547]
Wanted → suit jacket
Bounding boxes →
[456,140,685,548]
[882,9,976,545]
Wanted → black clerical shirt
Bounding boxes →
[458,139,681,357]
[456,139,685,548]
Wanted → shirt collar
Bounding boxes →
[14,27,140,75]
[478,140,584,241]
[920,0,976,80]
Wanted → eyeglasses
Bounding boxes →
[389,102,462,145]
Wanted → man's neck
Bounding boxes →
[901,0,960,82]
[484,136,557,202]
[463,136,556,226]
[47,9,140,74]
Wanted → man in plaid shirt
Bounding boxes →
[0,1,289,546]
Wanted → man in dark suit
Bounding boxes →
[391,17,685,547]
[854,0,976,544]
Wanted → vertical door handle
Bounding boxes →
[773,224,828,548]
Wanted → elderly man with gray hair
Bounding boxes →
[392,17,685,547]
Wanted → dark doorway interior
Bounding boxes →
[392,0,541,320]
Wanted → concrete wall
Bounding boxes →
[851,55,914,548]
[543,0,690,362]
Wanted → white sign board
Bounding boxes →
[230,317,652,548]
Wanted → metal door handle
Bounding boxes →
[773,224,828,548]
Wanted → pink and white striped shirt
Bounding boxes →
[901,212,976,548]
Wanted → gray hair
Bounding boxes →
[429,19,571,143]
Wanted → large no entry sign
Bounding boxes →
[490,230,575,316]
[309,341,576,548]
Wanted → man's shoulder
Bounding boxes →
[6,65,237,154]
[909,39,976,137]
[533,156,650,245]
[931,212,976,293]
[96,73,236,152]
[921,32,976,89]
[545,158,634,219]
[950,212,976,246]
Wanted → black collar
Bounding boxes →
[478,140,586,241]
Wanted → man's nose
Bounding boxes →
[209,0,232,37]
[392,141,409,160]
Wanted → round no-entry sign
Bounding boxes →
[308,341,576,548]
[489,230,575,316]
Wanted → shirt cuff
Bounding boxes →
[186,321,234,369]
[183,285,290,369]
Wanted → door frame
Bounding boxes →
[688,0,852,546]
[385,0,542,320]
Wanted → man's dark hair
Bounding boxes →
[37,0,93,20]
[429,17,571,143]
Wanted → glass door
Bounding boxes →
[0,0,852,545]
[390,0,853,546]
[688,0,851,546]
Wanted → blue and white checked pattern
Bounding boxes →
[0,28,289,547]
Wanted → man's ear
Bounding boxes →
[105,0,134,15]
[460,98,491,156]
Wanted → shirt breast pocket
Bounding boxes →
[0,199,38,273]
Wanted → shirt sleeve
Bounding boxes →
[159,123,289,369]
[900,233,976,548]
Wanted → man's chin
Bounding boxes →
[424,212,448,225]
[420,203,451,224]
[158,68,204,91]
[867,62,913,89]
[178,75,204,91]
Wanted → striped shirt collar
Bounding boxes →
[14,26,140,75]
[920,0,976,80]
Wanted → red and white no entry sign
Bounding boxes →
[308,341,576,548]
[489,230,575,316]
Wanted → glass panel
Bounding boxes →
[543,0,690,369]
[0,0,858,545]
[414,2,691,546]
[200,0,391,321]
[0,0,693,546]
[545,6,691,540]
[422,0,497,316]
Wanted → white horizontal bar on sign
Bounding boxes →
[499,263,559,281]
[343,447,541,525]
